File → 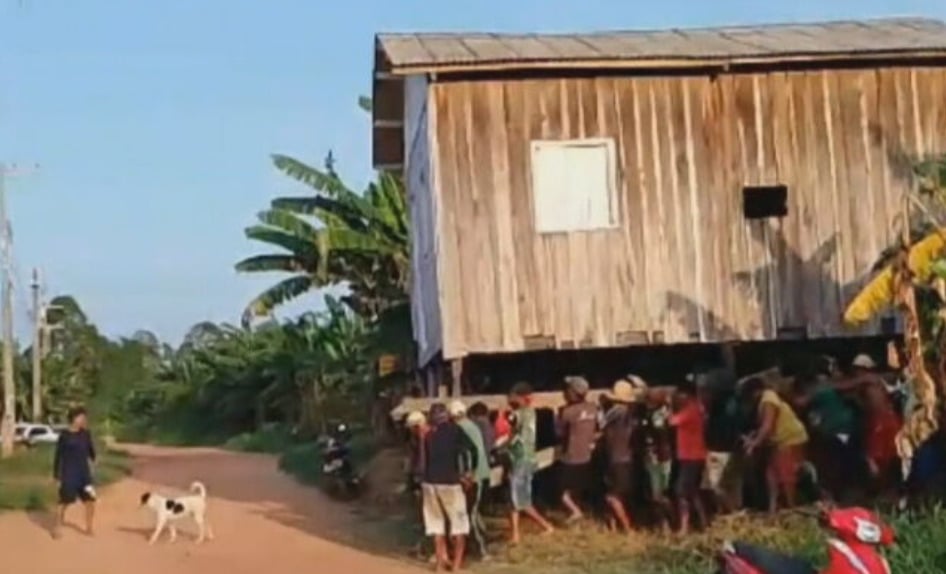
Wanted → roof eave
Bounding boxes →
[380,48,946,76]
[370,46,946,170]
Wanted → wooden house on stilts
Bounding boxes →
[373,18,946,403]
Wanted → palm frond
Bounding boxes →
[317,227,400,256]
[872,221,938,271]
[375,172,409,238]
[255,209,320,240]
[271,154,352,196]
[234,254,306,273]
[243,225,318,258]
[242,275,314,324]
[845,228,946,324]
[274,195,369,232]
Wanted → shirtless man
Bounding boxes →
[836,354,901,490]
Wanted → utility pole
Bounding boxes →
[0,163,37,459]
[30,268,41,422]
[0,167,15,458]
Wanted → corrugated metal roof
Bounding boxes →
[376,18,946,73]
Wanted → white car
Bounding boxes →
[14,423,60,446]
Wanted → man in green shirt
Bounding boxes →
[449,400,490,558]
[506,382,554,544]
[794,365,857,502]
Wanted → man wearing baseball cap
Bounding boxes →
[557,376,598,523]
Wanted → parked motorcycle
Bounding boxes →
[717,507,894,574]
[321,423,362,500]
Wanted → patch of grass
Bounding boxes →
[224,425,296,454]
[24,488,47,511]
[136,426,230,447]
[0,442,130,513]
[278,431,377,487]
[477,507,946,574]
[279,442,323,485]
[885,506,946,572]
[116,409,235,447]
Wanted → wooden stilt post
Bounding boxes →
[450,358,463,397]
[437,360,448,399]
[424,364,437,398]
[721,342,737,373]
[436,360,450,399]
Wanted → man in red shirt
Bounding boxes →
[668,380,709,534]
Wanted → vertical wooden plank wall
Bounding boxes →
[404,75,444,365]
[421,66,946,360]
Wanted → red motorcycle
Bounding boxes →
[717,507,894,574]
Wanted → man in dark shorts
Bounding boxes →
[53,406,97,538]
[669,380,708,534]
[699,371,744,513]
[557,376,598,523]
[601,379,637,536]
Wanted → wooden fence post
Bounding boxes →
[450,358,463,397]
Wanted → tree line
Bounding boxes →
[12,99,412,443]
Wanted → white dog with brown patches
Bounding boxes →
[139,481,214,544]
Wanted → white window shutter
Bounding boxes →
[531,138,617,233]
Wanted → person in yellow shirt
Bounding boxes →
[742,377,808,513]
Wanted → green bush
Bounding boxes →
[224,424,296,453]
[117,410,233,447]
[278,431,377,487]
[279,442,323,486]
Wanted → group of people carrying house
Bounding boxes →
[402,352,906,572]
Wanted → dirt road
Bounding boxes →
[0,445,424,574]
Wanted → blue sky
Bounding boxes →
[1,0,943,344]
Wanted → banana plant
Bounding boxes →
[844,154,946,476]
[237,123,409,327]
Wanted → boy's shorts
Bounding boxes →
[509,464,535,511]
[58,479,95,505]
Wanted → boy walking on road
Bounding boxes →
[53,406,97,539]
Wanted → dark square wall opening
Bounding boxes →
[743,185,789,219]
